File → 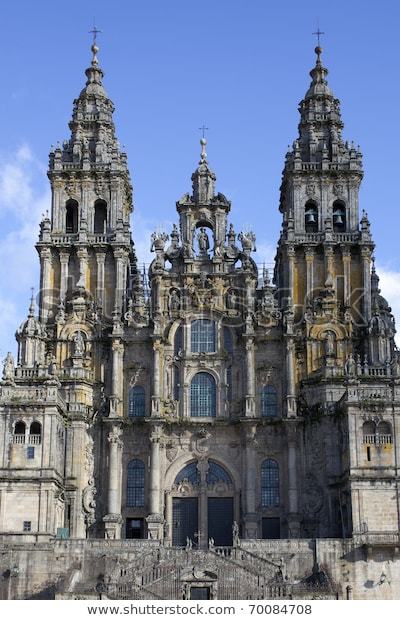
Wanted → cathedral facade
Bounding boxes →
[1,41,400,600]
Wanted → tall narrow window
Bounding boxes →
[223,326,233,354]
[127,459,145,507]
[65,199,78,233]
[173,365,180,401]
[94,199,107,234]
[261,385,278,417]
[29,421,42,444]
[174,325,183,356]
[191,320,216,353]
[261,459,280,508]
[333,201,346,232]
[128,386,145,418]
[190,372,216,417]
[304,201,318,233]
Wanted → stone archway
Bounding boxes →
[168,459,236,548]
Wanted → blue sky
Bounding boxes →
[1,0,400,357]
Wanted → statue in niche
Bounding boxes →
[197,227,210,255]
[324,331,336,357]
[169,289,180,312]
[226,289,237,310]
[232,521,240,547]
[73,331,85,357]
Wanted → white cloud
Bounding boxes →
[0,145,50,356]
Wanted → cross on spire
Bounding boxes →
[89,21,102,44]
[198,124,209,139]
[312,26,325,47]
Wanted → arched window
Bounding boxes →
[14,421,26,435]
[206,460,232,485]
[223,326,233,354]
[29,421,42,445]
[261,459,280,508]
[94,199,107,234]
[191,320,216,353]
[333,201,346,232]
[363,421,376,444]
[377,421,393,445]
[174,325,183,356]
[127,459,145,507]
[174,462,200,486]
[65,199,78,233]
[304,201,318,233]
[190,372,216,417]
[261,385,278,417]
[128,386,145,418]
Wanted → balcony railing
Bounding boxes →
[28,434,41,445]
[11,434,25,444]
[363,434,393,445]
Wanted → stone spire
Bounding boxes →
[285,46,363,168]
[191,138,216,204]
[49,38,130,172]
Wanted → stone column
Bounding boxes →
[304,247,314,300]
[103,425,123,539]
[244,425,258,538]
[245,337,255,416]
[59,251,69,301]
[39,247,52,322]
[110,339,123,417]
[286,423,300,537]
[151,339,162,417]
[286,337,296,417]
[146,426,164,540]
[324,244,334,285]
[287,246,295,303]
[96,250,106,310]
[114,248,127,312]
[342,246,352,306]
[76,248,88,289]
[361,247,372,323]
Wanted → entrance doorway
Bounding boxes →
[172,498,198,547]
[208,497,234,546]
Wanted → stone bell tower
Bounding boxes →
[275,45,373,388]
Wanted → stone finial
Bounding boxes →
[191,138,216,204]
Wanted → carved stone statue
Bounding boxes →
[2,352,14,382]
[232,521,240,547]
[238,230,256,256]
[345,353,356,377]
[73,331,85,356]
[324,331,336,357]
[197,227,210,255]
[169,289,180,312]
